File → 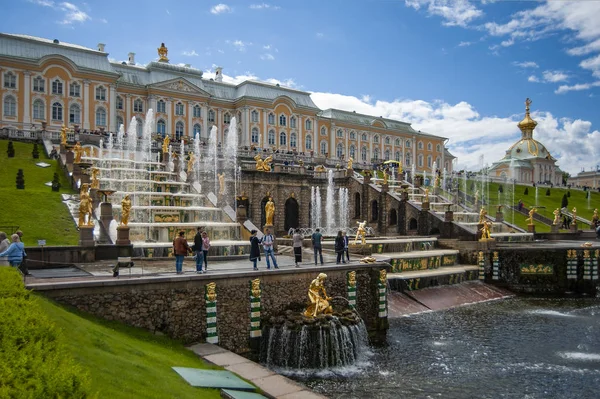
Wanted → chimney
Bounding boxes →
[128,52,135,65]
[97,43,106,52]
[215,66,223,82]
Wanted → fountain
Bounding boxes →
[326,169,335,234]
[338,187,349,232]
[311,186,322,230]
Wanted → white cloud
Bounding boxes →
[513,61,539,68]
[568,38,600,56]
[405,0,484,28]
[249,3,280,10]
[316,32,324,39]
[555,81,600,94]
[182,50,199,57]
[528,75,540,83]
[202,70,297,89]
[260,53,275,61]
[542,70,569,83]
[166,9,170,15]
[58,2,90,24]
[263,44,271,50]
[210,4,232,14]
[226,40,252,52]
[458,41,472,47]
[500,38,514,47]
[29,0,54,6]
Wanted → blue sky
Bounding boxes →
[5,0,600,174]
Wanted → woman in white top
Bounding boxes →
[292,229,303,268]
[0,232,9,266]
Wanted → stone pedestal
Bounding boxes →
[445,211,454,222]
[346,168,353,177]
[528,224,536,233]
[400,191,409,201]
[79,225,95,247]
[495,212,504,223]
[551,224,559,233]
[236,205,247,223]
[421,201,430,211]
[116,225,131,246]
[433,187,439,196]
[476,223,484,240]
[99,202,114,244]
[570,224,577,233]
[364,174,371,184]
[163,152,169,164]
[65,150,74,164]
[381,183,389,193]
[348,243,372,256]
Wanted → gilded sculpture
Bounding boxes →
[60,124,68,145]
[162,136,170,154]
[347,157,354,170]
[347,271,356,288]
[593,209,599,224]
[572,207,577,224]
[303,273,333,318]
[423,188,429,203]
[383,171,389,185]
[480,221,492,240]
[254,154,264,171]
[479,207,487,224]
[354,220,367,245]
[218,173,225,195]
[250,278,261,298]
[379,269,387,285]
[434,174,440,188]
[158,42,169,62]
[90,167,100,189]
[187,152,195,173]
[121,194,131,226]
[553,208,561,225]
[265,197,275,226]
[263,155,273,172]
[314,165,326,172]
[527,208,536,225]
[205,282,217,302]
[78,183,93,227]
[73,141,83,163]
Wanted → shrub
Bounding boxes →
[32,143,40,159]
[561,194,568,209]
[7,141,15,157]
[567,191,571,197]
[498,185,503,193]
[546,188,551,196]
[524,187,529,195]
[0,268,90,398]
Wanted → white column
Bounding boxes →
[330,124,336,160]
[109,84,116,132]
[202,103,208,139]
[166,99,172,137]
[298,115,303,152]
[263,109,268,148]
[187,103,193,137]
[83,80,90,130]
[369,134,373,165]
[217,108,223,144]
[244,108,250,146]
[412,136,417,171]
[23,72,31,125]
[125,94,131,128]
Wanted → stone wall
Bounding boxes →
[35,264,389,354]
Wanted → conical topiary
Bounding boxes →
[32,142,40,159]
[16,169,25,189]
[7,141,15,158]
[51,172,61,192]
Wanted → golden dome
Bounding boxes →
[518,97,537,137]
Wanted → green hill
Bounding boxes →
[0,140,78,246]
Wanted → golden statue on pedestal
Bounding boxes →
[60,125,68,145]
[314,165,326,172]
[121,194,131,226]
[90,167,100,189]
[263,155,273,172]
[187,152,195,173]
[265,197,275,226]
[218,173,225,195]
[480,221,492,240]
[527,208,537,225]
[347,157,354,170]
[73,142,83,163]
[162,136,170,154]
[78,183,93,227]
[553,208,560,225]
[383,171,389,185]
[572,207,577,224]
[423,188,429,203]
[479,207,487,224]
[593,208,599,225]
[354,220,367,245]
[254,154,265,170]
[303,273,333,318]
[158,42,169,62]
[434,174,440,188]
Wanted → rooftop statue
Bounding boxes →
[121,194,131,226]
[303,273,333,318]
[265,197,275,226]
[354,220,367,245]
[158,42,169,62]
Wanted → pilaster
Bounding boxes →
[83,80,90,130]
[23,71,31,124]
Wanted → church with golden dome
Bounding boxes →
[489,98,562,185]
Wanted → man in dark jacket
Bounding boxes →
[193,227,205,273]
[173,231,190,274]
[249,230,261,270]
[335,231,345,264]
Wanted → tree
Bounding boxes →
[562,171,570,185]
[524,187,529,195]
[561,193,568,209]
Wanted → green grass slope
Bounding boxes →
[0,140,78,245]
[37,295,222,398]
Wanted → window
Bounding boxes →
[251,127,259,143]
[33,76,45,92]
[349,145,356,159]
[52,79,63,95]
[136,117,143,137]
[134,99,143,113]
[156,100,165,113]
[208,110,215,123]
[193,105,201,118]
[175,102,184,116]
[406,140,411,148]
[116,116,123,131]
[436,144,441,152]
[320,126,327,136]
[418,141,423,150]
[193,124,202,137]
[279,114,286,126]
[305,119,312,130]
[69,82,80,97]
[336,143,344,158]
[436,157,441,168]
[395,151,401,162]
[405,153,411,167]
[320,141,327,155]
[290,116,296,129]
[96,107,107,126]
[290,132,297,147]
[305,134,312,150]
[373,148,380,161]
[427,155,432,168]
[337,129,343,138]
[3,96,16,116]
[33,100,45,120]
[251,110,259,123]
[279,131,287,146]
[268,130,275,145]
[418,154,423,167]
[361,133,367,141]
[384,149,390,160]
[349,131,356,140]
[95,86,106,101]
[117,96,124,110]
[223,128,229,141]
[373,135,380,144]
[395,138,400,146]
[3,72,16,89]
[361,146,367,161]
[157,119,166,136]
[224,112,231,124]
[69,104,80,124]
[52,102,63,120]
[427,143,432,151]
[268,113,275,125]
[175,121,184,140]
[385,136,390,144]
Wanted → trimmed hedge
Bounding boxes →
[0,268,90,398]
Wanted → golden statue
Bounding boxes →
[379,269,387,285]
[553,208,560,225]
[263,155,273,172]
[383,171,389,185]
[265,197,275,226]
[121,194,131,226]
[162,136,170,154]
[315,165,326,172]
[78,183,93,227]
[205,282,217,302]
[303,273,333,318]
[60,125,68,145]
[593,208,599,223]
[434,174,440,188]
[480,221,492,240]
[354,220,367,245]
[73,141,83,163]
[254,154,265,171]
[572,207,577,223]
[527,208,536,225]
[423,188,429,203]
[250,278,261,298]
[360,256,377,264]
[347,157,354,170]
[479,207,487,224]
[347,271,356,288]
[158,42,169,62]
[218,173,225,195]
[90,167,100,189]
[187,152,196,173]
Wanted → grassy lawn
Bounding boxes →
[0,140,78,246]
[37,294,223,399]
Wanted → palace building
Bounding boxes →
[0,33,454,172]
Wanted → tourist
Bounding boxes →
[342,231,350,263]
[312,228,324,265]
[0,234,26,270]
[335,231,345,264]
[292,229,303,268]
[49,146,58,159]
[14,230,28,274]
[262,228,279,270]
[201,231,210,271]
[172,231,190,274]
[249,230,261,270]
[0,232,9,266]
[193,227,205,273]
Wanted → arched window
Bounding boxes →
[384,149,390,160]
[33,99,45,120]
[251,110,259,122]
[395,138,400,146]
[193,123,202,137]
[193,105,201,118]
[51,102,62,120]
[436,157,441,167]
[373,135,379,144]
[134,99,143,113]
[69,103,80,124]
[418,154,423,167]
[349,131,356,140]
[436,144,441,152]
[279,114,286,126]
[208,109,215,123]
[157,119,166,136]
[290,132,297,147]
[33,76,45,92]
[427,142,432,151]
[336,143,344,158]
[305,134,312,150]
[268,113,275,125]
[395,151,401,162]
[305,119,312,130]
[224,112,231,124]
[320,126,327,136]
[390,209,397,226]
[371,200,379,221]
[69,82,80,97]
[3,95,16,117]
[385,136,390,144]
[405,152,411,167]
[406,140,411,148]
[51,79,63,95]
[337,129,343,138]
[224,128,229,141]
[279,131,287,146]
[418,141,423,150]
[95,86,106,101]
[156,99,165,113]
[354,192,361,218]
[175,102,184,116]
[268,130,275,145]
[362,133,368,141]
[320,140,327,155]
[136,117,143,137]
[116,116,123,131]
[361,146,367,161]
[251,127,259,143]
[3,72,16,89]
[175,121,184,140]
[95,107,107,126]
[373,148,380,161]
[116,96,124,110]
[427,155,432,168]
[290,116,296,128]
[349,145,356,159]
